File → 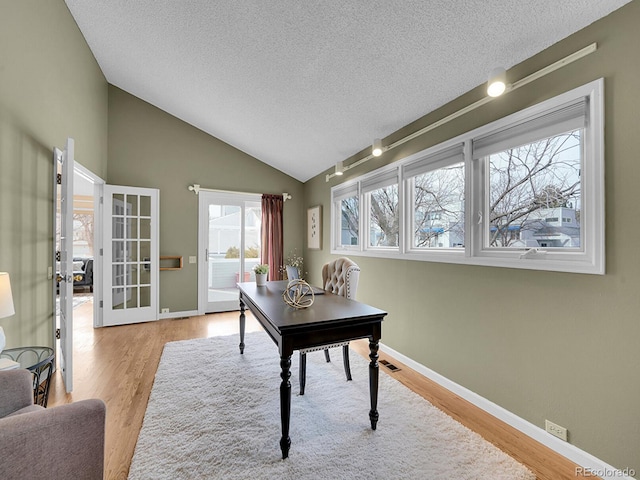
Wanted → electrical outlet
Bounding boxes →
[161,308,169,314]
[189,256,197,264]
[545,420,568,441]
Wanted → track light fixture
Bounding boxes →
[487,67,507,97]
[326,43,597,182]
[372,138,383,157]
[335,161,344,176]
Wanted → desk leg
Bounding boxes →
[368,339,380,430]
[299,352,306,396]
[239,299,246,354]
[279,355,292,459]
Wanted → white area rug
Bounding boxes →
[129,332,534,480]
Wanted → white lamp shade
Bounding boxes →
[0,272,15,319]
[335,161,344,175]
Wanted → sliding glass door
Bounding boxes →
[199,192,261,313]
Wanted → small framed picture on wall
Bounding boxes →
[307,205,322,250]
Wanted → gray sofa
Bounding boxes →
[0,369,106,479]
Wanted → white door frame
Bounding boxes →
[53,138,74,393]
[73,162,105,327]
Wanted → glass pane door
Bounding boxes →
[200,193,261,313]
[111,193,152,310]
[207,203,241,310]
[103,185,158,326]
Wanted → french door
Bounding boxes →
[53,138,74,393]
[102,186,159,326]
[198,192,261,313]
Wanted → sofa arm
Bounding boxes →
[0,398,106,480]
[0,369,34,417]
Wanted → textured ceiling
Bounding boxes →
[65,0,630,182]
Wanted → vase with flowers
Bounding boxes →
[282,249,305,280]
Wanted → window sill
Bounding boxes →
[331,247,604,275]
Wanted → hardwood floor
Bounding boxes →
[49,298,592,480]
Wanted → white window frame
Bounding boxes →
[403,142,466,256]
[332,181,361,252]
[331,78,604,274]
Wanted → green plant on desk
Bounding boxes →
[253,264,269,274]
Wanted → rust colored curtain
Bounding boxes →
[261,194,284,281]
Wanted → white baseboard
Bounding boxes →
[380,342,635,480]
[158,309,199,320]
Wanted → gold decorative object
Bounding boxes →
[282,279,315,309]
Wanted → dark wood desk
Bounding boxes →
[237,280,387,459]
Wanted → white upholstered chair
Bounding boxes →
[299,257,360,395]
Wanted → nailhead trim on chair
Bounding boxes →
[300,341,349,354]
[322,257,360,300]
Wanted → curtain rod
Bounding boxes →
[187,184,292,202]
[326,42,597,182]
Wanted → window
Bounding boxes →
[331,79,604,274]
[368,184,399,247]
[485,131,581,249]
[332,182,360,250]
[362,169,399,250]
[404,144,465,250]
[340,196,359,246]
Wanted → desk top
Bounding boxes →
[237,280,387,335]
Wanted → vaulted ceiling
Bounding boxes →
[65,0,630,182]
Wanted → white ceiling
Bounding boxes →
[65,0,630,182]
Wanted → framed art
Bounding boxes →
[307,205,322,250]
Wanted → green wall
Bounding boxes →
[107,86,304,313]
[2,0,637,473]
[0,0,108,347]
[304,2,640,473]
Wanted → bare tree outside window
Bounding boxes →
[339,133,581,251]
[369,185,399,247]
[340,196,359,246]
[413,162,465,248]
[73,214,95,256]
[330,81,602,273]
[488,131,581,248]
